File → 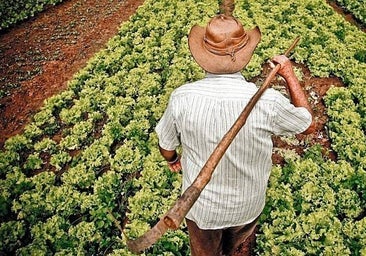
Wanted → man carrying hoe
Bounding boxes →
[155,1,315,255]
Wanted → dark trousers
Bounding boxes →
[186,217,258,256]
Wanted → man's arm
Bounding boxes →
[159,146,182,172]
[271,55,316,135]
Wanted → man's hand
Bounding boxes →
[159,146,182,172]
[270,55,295,82]
[167,155,182,173]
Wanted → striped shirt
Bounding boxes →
[155,72,311,229]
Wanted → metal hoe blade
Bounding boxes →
[126,219,169,254]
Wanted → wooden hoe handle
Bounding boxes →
[127,36,301,254]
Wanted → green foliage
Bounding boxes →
[0,150,19,176]
[33,108,60,135]
[11,171,55,224]
[4,134,31,152]
[125,142,188,254]
[325,87,366,169]
[67,221,103,254]
[50,151,72,171]
[354,49,366,63]
[61,163,96,189]
[330,0,366,24]
[1,0,365,254]
[257,150,365,255]
[111,141,142,174]
[0,168,31,218]
[0,221,26,253]
[0,0,64,31]
[60,120,94,150]
[24,153,43,171]
[30,215,72,251]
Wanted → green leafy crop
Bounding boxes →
[0,0,365,255]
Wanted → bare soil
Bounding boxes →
[0,0,362,255]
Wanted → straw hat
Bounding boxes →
[188,1,261,74]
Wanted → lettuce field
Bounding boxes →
[0,0,365,255]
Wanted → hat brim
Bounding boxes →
[188,25,261,74]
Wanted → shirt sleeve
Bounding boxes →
[272,94,312,136]
[155,96,181,150]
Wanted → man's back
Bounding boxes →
[156,72,311,229]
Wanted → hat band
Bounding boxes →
[203,32,249,61]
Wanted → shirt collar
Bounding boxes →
[205,72,245,81]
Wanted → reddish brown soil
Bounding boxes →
[0,0,358,255]
[0,0,145,147]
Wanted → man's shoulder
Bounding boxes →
[170,79,204,96]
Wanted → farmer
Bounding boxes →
[155,9,315,256]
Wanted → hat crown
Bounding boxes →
[204,15,248,57]
[206,15,244,41]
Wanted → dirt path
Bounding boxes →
[0,0,145,146]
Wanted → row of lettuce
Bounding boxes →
[1,0,365,255]
[0,0,64,31]
[331,0,366,24]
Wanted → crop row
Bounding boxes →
[331,0,366,24]
[1,0,365,255]
[0,0,64,31]
[258,145,366,255]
